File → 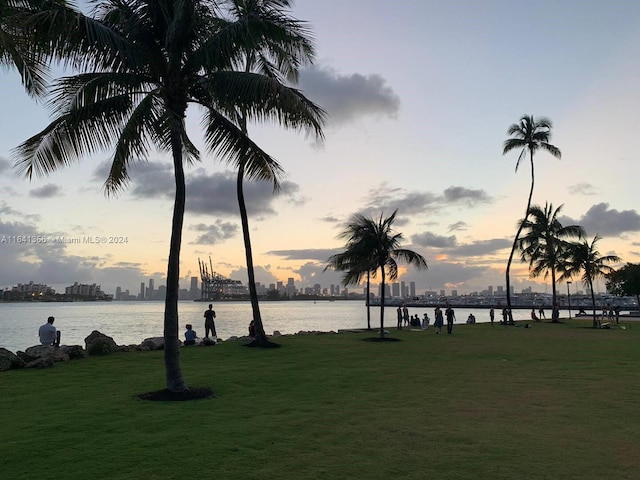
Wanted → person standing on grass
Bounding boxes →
[403,305,410,327]
[434,306,444,334]
[397,306,403,330]
[445,305,456,334]
[204,304,217,339]
[538,306,546,319]
[489,307,495,326]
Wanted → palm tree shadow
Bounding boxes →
[361,337,402,343]
[136,387,214,402]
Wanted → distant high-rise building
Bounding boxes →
[392,282,400,297]
[189,276,198,300]
[409,281,416,297]
[440,289,445,297]
[139,282,145,299]
[400,281,406,297]
[115,286,122,300]
[451,289,458,297]
[497,286,504,293]
[488,285,494,295]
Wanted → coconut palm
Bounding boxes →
[325,238,378,330]
[12,0,324,392]
[223,0,324,347]
[328,210,427,339]
[518,203,584,322]
[560,235,620,328]
[502,115,561,323]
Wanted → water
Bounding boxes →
[0,300,568,353]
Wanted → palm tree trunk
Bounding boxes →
[379,268,386,339]
[237,163,275,347]
[164,122,188,392]
[366,271,371,329]
[551,267,558,323]
[589,278,598,328]
[506,151,536,325]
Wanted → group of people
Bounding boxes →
[183,304,218,345]
[396,305,457,334]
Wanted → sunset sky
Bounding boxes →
[1,0,639,296]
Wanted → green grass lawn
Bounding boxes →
[2,318,639,479]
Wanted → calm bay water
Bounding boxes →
[0,300,557,353]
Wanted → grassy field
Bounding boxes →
[1,318,639,479]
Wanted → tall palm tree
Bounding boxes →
[224,0,324,347]
[518,203,584,322]
[328,210,427,339]
[502,115,561,324]
[12,0,324,392]
[560,235,620,328]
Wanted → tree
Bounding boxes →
[560,235,620,328]
[325,235,378,330]
[502,115,561,324]
[606,263,640,310]
[327,210,427,339]
[224,0,324,347]
[12,0,323,392]
[518,203,584,322]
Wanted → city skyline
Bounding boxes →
[1,1,640,296]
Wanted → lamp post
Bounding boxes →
[567,281,572,319]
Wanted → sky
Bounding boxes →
[1,0,640,296]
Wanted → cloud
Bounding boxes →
[442,186,491,206]
[568,182,598,196]
[448,239,512,257]
[0,157,11,174]
[266,248,341,262]
[561,203,640,237]
[93,163,302,218]
[29,183,62,198]
[356,184,493,225]
[299,65,400,125]
[0,214,149,294]
[189,221,238,245]
[448,221,468,232]
[227,265,279,286]
[411,232,457,248]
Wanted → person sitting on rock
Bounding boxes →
[184,324,197,346]
[39,316,59,346]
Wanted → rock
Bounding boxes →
[201,337,217,346]
[272,330,282,337]
[140,337,164,350]
[60,345,86,360]
[0,348,25,371]
[25,356,55,369]
[84,330,118,355]
[24,345,70,363]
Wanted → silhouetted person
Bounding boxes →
[184,324,197,346]
[204,304,217,338]
[445,305,456,334]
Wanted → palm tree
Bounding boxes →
[328,210,427,339]
[224,0,324,347]
[518,203,584,322]
[12,0,324,392]
[325,236,378,330]
[560,235,620,328]
[502,115,561,324]
[1,0,79,96]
